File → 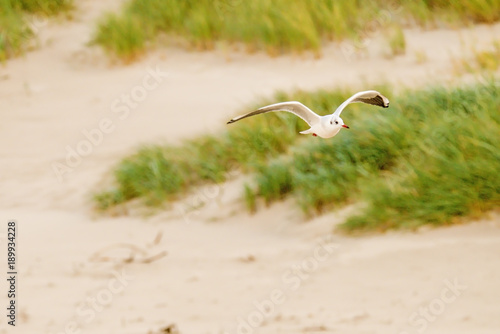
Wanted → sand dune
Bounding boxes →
[1,1,500,333]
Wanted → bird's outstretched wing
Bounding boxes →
[227,101,321,126]
[332,90,389,118]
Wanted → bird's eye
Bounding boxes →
[335,121,338,124]
[330,121,332,125]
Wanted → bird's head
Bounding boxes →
[329,117,349,130]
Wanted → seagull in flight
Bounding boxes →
[227,90,389,138]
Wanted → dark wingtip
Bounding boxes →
[227,120,234,124]
[384,102,389,108]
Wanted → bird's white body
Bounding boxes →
[299,115,345,138]
[227,90,389,139]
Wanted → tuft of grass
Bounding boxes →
[453,41,500,75]
[92,13,148,63]
[385,24,406,57]
[92,0,500,61]
[0,0,72,61]
[341,82,500,231]
[254,160,294,205]
[244,183,257,214]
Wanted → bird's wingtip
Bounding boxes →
[227,119,234,124]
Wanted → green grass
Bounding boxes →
[0,0,72,61]
[92,0,500,61]
[95,80,500,232]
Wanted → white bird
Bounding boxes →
[227,90,389,138]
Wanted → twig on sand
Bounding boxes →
[89,243,167,264]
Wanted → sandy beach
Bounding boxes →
[1,1,500,333]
